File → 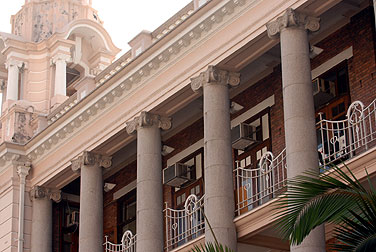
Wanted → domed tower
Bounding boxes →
[12,0,100,42]
[0,0,120,144]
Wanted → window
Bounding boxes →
[315,61,351,169]
[173,148,204,209]
[314,61,350,111]
[66,67,81,96]
[117,189,136,242]
[233,109,271,214]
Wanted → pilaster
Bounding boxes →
[15,160,31,252]
[5,59,25,103]
[51,53,72,108]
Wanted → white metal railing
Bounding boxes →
[317,99,376,168]
[104,231,137,252]
[164,194,205,251]
[234,150,287,216]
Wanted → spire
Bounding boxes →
[13,0,99,42]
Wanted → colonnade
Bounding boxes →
[28,7,327,252]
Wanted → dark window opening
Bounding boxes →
[66,67,80,96]
[117,189,137,242]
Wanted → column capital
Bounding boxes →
[15,160,31,180]
[190,65,240,92]
[71,151,112,172]
[5,59,26,69]
[30,186,62,202]
[126,111,172,135]
[266,8,320,39]
[51,53,72,65]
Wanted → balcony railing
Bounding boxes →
[317,99,376,168]
[164,194,205,251]
[234,150,287,216]
[104,231,137,252]
[233,99,376,216]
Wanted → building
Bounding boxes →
[0,0,375,251]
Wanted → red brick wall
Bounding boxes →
[103,161,137,242]
[312,7,376,106]
[162,118,204,208]
[100,6,376,244]
[232,66,285,155]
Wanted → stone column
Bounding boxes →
[126,112,171,252]
[267,8,326,252]
[52,54,71,97]
[30,186,61,252]
[5,59,23,101]
[71,151,112,252]
[191,66,240,251]
[16,161,31,252]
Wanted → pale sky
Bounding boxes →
[0,0,192,53]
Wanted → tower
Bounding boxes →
[0,0,120,144]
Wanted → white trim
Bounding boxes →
[231,95,275,128]
[113,180,136,200]
[311,46,353,79]
[167,139,204,167]
[167,95,275,167]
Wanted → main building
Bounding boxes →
[0,0,375,251]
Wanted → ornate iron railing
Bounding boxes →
[234,150,287,216]
[104,231,137,252]
[317,99,376,168]
[164,194,205,251]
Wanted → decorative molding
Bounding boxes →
[126,111,172,135]
[30,186,62,202]
[51,53,72,65]
[190,65,240,92]
[71,151,112,172]
[5,59,26,70]
[0,0,252,164]
[266,8,320,39]
[15,159,31,180]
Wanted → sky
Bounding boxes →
[0,0,192,53]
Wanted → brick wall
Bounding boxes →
[103,161,137,242]
[100,6,376,244]
[312,7,376,106]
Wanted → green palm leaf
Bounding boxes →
[274,165,376,250]
[191,242,233,252]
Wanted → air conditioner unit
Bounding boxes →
[231,123,257,150]
[67,211,79,226]
[163,163,191,187]
[312,78,325,95]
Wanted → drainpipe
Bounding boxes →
[16,162,31,252]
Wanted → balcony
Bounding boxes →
[234,149,287,216]
[106,98,376,252]
[317,99,376,169]
[104,231,136,252]
[164,194,205,251]
[235,98,376,217]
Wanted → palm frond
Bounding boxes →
[274,165,370,245]
[191,242,234,252]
